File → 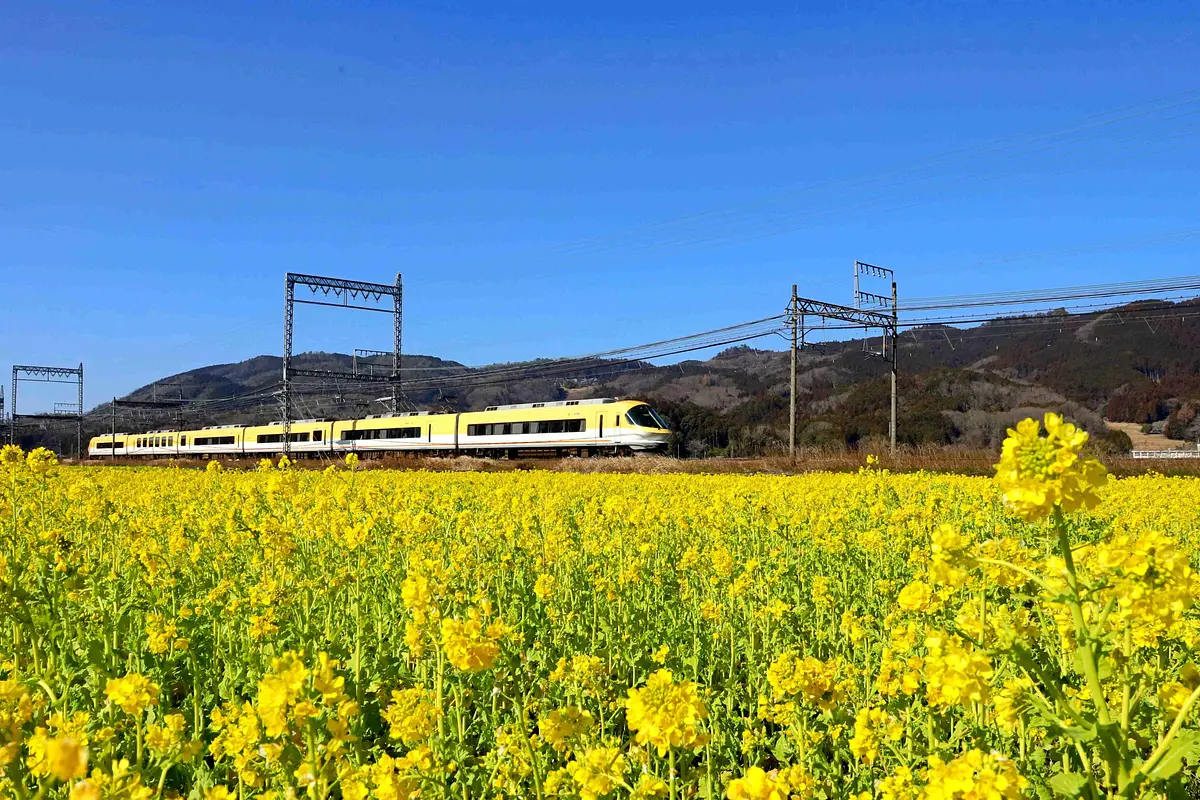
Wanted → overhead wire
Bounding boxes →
[900,275,1200,311]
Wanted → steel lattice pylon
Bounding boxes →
[10,363,85,457]
[282,272,403,456]
[787,262,898,456]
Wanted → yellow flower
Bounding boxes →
[849,706,901,764]
[726,766,788,800]
[993,413,1107,521]
[70,779,102,800]
[0,445,23,471]
[539,706,594,753]
[146,713,200,761]
[922,749,1026,800]
[766,652,846,711]
[923,632,992,708]
[104,674,160,716]
[27,730,88,781]
[384,687,442,745]
[345,452,360,470]
[565,746,627,800]
[929,524,973,588]
[256,651,309,738]
[651,645,670,664]
[624,669,709,756]
[145,613,180,656]
[534,573,556,600]
[897,581,934,612]
[632,773,668,799]
[993,678,1034,734]
[441,609,504,671]
[810,575,834,608]
[877,765,918,800]
[26,447,58,476]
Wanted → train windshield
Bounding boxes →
[626,404,669,430]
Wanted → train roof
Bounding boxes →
[482,398,621,412]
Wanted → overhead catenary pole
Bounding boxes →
[852,261,899,452]
[78,363,83,459]
[789,285,797,457]
[393,272,403,414]
[282,274,295,457]
[890,278,898,453]
[11,363,85,458]
[111,398,117,461]
[282,272,406,458]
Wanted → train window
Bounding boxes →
[181,435,187,446]
[313,430,322,442]
[344,427,419,440]
[469,419,586,436]
[258,431,309,443]
[195,436,235,446]
[95,442,124,449]
[625,405,668,429]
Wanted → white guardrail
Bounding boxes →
[1129,450,1200,459]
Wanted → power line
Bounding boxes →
[900,275,1200,311]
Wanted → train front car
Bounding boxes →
[619,402,672,452]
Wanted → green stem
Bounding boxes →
[669,747,677,800]
[1136,684,1200,782]
[1053,513,1112,728]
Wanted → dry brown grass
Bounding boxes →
[1104,421,1187,452]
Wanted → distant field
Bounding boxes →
[1104,420,1192,451]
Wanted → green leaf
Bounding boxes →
[1060,724,1098,743]
[1146,730,1200,782]
[86,639,107,669]
[1047,772,1089,797]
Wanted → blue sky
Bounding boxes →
[3,1,1199,408]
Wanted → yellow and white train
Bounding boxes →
[88,398,671,459]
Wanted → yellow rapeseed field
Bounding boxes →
[1,414,1198,799]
